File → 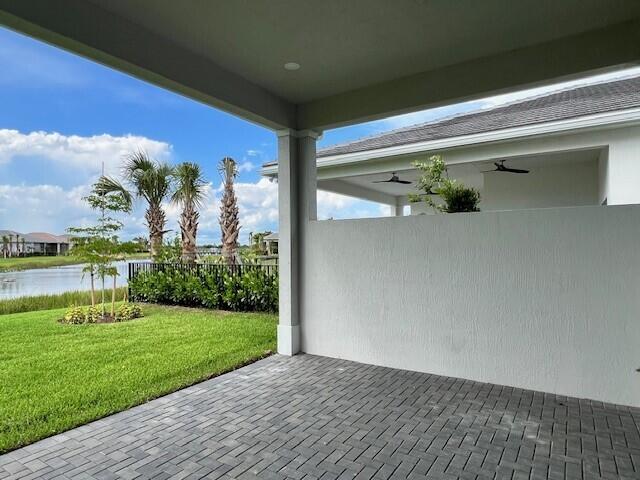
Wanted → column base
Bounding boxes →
[278,324,300,356]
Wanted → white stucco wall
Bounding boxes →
[481,160,599,211]
[301,205,640,406]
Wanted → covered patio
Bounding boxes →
[2,1,640,477]
[1,355,639,479]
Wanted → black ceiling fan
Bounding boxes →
[482,160,529,174]
[372,172,412,184]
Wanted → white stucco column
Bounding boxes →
[391,201,404,217]
[605,135,640,205]
[277,129,319,355]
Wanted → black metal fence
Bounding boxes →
[129,261,275,288]
[127,262,279,312]
[128,262,278,283]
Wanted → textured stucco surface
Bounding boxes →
[301,205,640,406]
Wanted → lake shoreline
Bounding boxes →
[0,254,149,273]
[0,259,148,300]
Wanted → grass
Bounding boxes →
[0,253,149,273]
[0,288,128,315]
[0,304,277,453]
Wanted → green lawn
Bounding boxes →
[0,304,277,453]
[0,253,149,272]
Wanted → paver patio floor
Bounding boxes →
[1,354,639,479]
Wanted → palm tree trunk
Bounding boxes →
[146,204,166,261]
[149,234,163,260]
[180,206,198,264]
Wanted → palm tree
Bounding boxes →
[99,151,172,260]
[218,157,241,265]
[1,235,8,258]
[172,162,206,264]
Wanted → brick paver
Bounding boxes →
[1,354,639,479]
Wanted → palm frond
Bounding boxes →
[120,151,173,205]
[172,162,207,208]
[94,176,133,210]
[123,151,155,179]
[218,156,238,182]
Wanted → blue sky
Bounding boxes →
[1,26,638,244]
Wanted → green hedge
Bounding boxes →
[128,266,278,312]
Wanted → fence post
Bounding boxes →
[127,262,132,300]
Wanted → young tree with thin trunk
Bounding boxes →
[68,176,134,319]
[172,162,206,264]
[218,157,241,265]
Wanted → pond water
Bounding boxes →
[0,261,137,300]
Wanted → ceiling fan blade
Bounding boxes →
[503,168,529,173]
[395,179,412,184]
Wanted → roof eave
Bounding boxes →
[261,106,640,176]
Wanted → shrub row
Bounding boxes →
[128,266,278,313]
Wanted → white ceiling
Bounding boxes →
[89,0,640,103]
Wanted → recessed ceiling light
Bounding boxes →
[284,62,300,71]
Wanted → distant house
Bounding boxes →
[24,233,72,255]
[263,232,278,255]
[0,230,71,256]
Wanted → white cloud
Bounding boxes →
[0,129,172,175]
[0,129,386,243]
[246,149,261,157]
[0,129,178,242]
[0,177,387,244]
[197,178,386,243]
[222,178,278,240]
[0,184,91,234]
[237,161,255,173]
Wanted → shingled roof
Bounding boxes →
[317,74,640,158]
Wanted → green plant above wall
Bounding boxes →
[409,155,481,213]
